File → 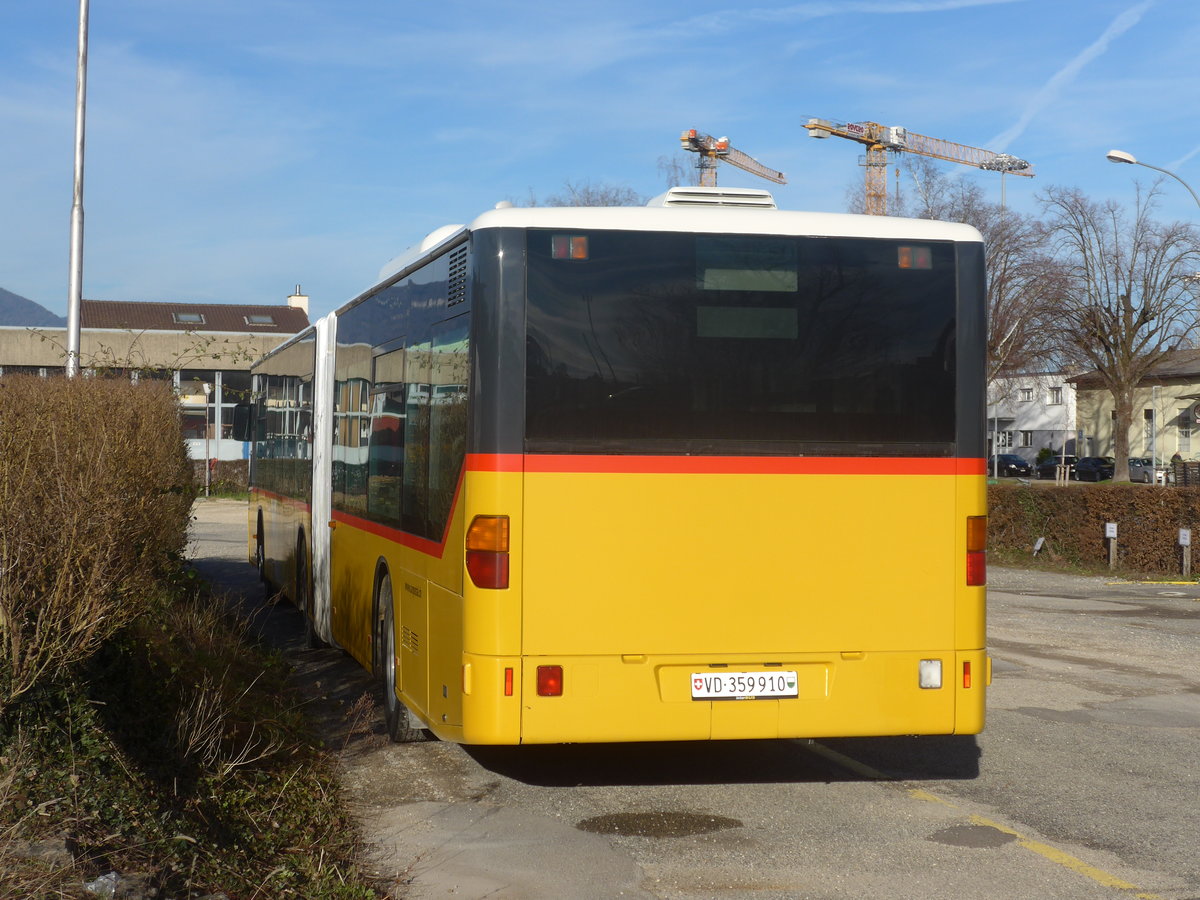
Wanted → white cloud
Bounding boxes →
[988,1,1154,151]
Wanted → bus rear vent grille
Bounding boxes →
[646,187,777,209]
[448,246,468,308]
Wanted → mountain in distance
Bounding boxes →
[0,287,66,327]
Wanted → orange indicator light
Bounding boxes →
[467,515,510,589]
[963,660,973,689]
[898,246,933,270]
[966,516,987,586]
[504,667,514,697]
[551,235,589,260]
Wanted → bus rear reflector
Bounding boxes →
[537,665,563,696]
[966,516,987,586]
[467,516,509,589]
[963,660,973,689]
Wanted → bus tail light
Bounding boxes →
[963,660,973,689]
[537,665,563,696]
[966,516,987,586]
[467,515,509,589]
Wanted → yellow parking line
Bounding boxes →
[966,814,1160,899]
[809,747,1164,898]
[902,786,1159,898]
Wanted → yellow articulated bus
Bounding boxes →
[243,186,989,745]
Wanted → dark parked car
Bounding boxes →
[1035,455,1076,479]
[1074,456,1115,482]
[988,453,1032,477]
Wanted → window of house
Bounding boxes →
[1180,408,1192,454]
[1019,431,1033,448]
[245,314,275,326]
[1019,388,1033,402]
[1145,409,1155,455]
[995,431,1013,448]
[172,312,206,325]
[1048,387,1063,405]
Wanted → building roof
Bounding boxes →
[1069,349,1200,387]
[81,299,309,334]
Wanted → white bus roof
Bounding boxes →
[377,192,983,284]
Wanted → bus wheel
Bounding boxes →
[296,537,320,649]
[378,573,425,743]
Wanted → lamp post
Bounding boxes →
[1106,149,1200,210]
[202,382,212,497]
[66,0,90,378]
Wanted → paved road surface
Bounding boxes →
[188,499,1200,899]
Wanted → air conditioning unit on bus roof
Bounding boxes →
[646,187,777,209]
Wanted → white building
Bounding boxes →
[987,372,1078,463]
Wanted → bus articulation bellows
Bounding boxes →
[243,186,989,745]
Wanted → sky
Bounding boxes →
[2,0,1198,322]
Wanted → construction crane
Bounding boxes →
[804,118,1032,215]
[680,129,787,187]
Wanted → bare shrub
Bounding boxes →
[0,375,195,713]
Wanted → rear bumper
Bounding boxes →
[459,649,988,745]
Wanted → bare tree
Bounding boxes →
[521,180,645,208]
[1039,183,1200,481]
[891,158,1059,380]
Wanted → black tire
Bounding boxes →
[296,537,321,649]
[378,573,426,743]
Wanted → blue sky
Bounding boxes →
[1,0,1197,321]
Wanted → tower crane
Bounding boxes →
[804,118,1032,215]
[680,130,787,187]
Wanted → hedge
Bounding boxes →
[988,482,1200,575]
[0,375,196,713]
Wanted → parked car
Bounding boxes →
[1074,456,1115,482]
[987,453,1032,477]
[1035,455,1076,480]
[1128,457,1168,484]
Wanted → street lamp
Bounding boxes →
[202,382,212,497]
[1106,149,1200,209]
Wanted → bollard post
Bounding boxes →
[1105,522,1118,570]
[1180,528,1192,578]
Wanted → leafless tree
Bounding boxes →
[657,153,691,189]
[1039,183,1200,481]
[521,180,645,207]
[890,158,1060,382]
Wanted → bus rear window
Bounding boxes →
[525,229,958,455]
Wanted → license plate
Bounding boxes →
[690,670,798,700]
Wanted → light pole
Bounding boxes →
[1106,149,1200,209]
[66,0,90,378]
[202,382,212,497]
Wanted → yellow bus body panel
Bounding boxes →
[321,465,986,745]
[509,468,986,743]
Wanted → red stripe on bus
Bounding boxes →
[466,453,525,472]
[469,454,985,476]
[331,509,447,557]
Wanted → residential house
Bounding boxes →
[987,372,1078,463]
[1071,350,1200,462]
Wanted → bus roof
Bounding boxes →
[259,199,984,368]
